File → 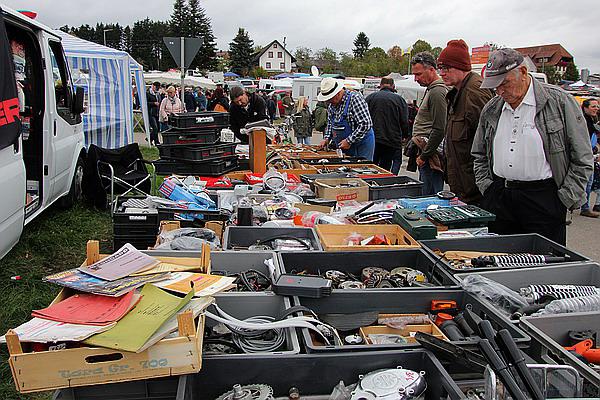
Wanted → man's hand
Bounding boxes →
[339,139,351,150]
[318,139,329,150]
[416,156,426,167]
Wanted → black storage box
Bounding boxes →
[297,289,530,353]
[157,142,237,162]
[420,234,590,273]
[153,156,238,176]
[211,251,282,290]
[168,111,229,129]
[278,249,458,291]
[364,175,424,200]
[112,195,159,251]
[223,226,323,251]
[161,128,220,145]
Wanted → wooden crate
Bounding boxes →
[154,220,224,250]
[6,240,209,393]
[360,315,448,345]
[311,163,394,175]
[316,224,419,251]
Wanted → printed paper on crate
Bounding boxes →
[43,269,171,297]
[78,243,160,281]
[84,284,193,352]
[0,318,115,343]
[153,272,235,297]
[31,291,141,326]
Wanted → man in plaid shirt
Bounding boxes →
[317,78,375,160]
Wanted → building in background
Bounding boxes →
[515,44,574,77]
[253,40,296,73]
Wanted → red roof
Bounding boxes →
[514,44,573,67]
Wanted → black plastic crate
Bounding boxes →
[112,196,159,234]
[53,375,192,400]
[363,175,424,200]
[278,249,458,291]
[157,207,231,225]
[157,142,237,162]
[161,128,220,145]
[297,289,530,353]
[153,157,238,176]
[222,226,322,251]
[168,111,229,129]
[420,234,590,273]
[211,251,282,291]
[113,234,157,251]
[195,350,464,400]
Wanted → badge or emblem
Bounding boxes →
[486,59,493,68]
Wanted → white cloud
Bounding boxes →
[4,0,599,71]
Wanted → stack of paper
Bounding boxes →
[84,284,194,352]
[31,291,140,325]
[78,243,160,280]
[0,319,115,343]
[153,272,236,297]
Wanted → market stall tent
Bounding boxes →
[144,71,217,89]
[55,30,150,148]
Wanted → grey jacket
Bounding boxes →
[472,77,593,210]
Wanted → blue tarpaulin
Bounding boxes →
[55,31,149,149]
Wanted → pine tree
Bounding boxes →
[170,0,190,37]
[229,28,255,76]
[353,32,370,59]
[187,0,217,70]
[122,26,132,54]
[563,62,580,81]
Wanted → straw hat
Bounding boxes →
[317,77,345,101]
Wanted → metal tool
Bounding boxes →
[414,331,486,372]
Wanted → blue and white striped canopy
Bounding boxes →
[55,31,149,149]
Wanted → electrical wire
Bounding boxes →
[228,315,286,353]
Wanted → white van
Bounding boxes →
[0,6,85,259]
[292,76,322,111]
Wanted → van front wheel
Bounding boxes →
[59,156,85,208]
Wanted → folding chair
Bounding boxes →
[82,143,153,212]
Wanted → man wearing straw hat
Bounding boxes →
[317,78,375,161]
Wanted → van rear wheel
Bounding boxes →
[59,156,85,208]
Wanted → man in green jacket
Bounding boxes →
[472,48,593,245]
[438,39,494,204]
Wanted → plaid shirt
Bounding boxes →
[324,90,373,144]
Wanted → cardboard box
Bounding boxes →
[313,178,369,202]
[315,224,420,251]
[293,203,334,215]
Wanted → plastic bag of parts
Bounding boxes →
[263,168,287,192]
[461,274,528,316]
[290,183,314,198]
[155,228,220,250]
[300,211,345,227]
[159,177,216,209]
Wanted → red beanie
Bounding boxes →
[437,39,471,71]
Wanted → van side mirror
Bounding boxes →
[72,86,85,115]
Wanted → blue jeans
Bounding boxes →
[345,130,375,161]
[296,136,311,145]
[582,173,594,211]
[419,163,444,195]
[391,149,403,175]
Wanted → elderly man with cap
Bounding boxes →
[438,39,494,204]
[472,48,593,245]
[318,78,375,160]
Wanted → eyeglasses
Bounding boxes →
[437,65,451,73]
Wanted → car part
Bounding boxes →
[215,383,274,400]
[414,332,486,371]
[350,367,427,400]
[471,254,570,268]
[344,334,364,345]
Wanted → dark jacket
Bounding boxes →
[313,102,328,133]
[266,98,277,121]
[184,91,196,112]
[472,77,593,210]
[207,96,229,112]
[365,87,408,148]
[146,89,160,118]
[229,92,268,144]
[585,113,599,139]
[195,93,207,111]
[293,108,313,138]
[444,72,494,204]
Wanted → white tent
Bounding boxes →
[144,71,217,89]
[56,31,150,148]
[570,80,588,88]
[394,75,426,103]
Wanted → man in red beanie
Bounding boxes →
[437,39,494,204]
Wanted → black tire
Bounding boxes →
[59,155,85,208]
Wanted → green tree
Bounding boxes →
[293,47,313,71]
[250,66,269,78]
[187,0,217,70]
[353,32,370,59]
[411,39,432,55]
[170,0,190,37]
[314,47,338,73]
[387,46,403,61]
[229,28,255,76]
[563,62,580,81]
[540,65,560,85]
[122,26,132,54]
[431,46,442,59]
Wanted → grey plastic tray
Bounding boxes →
[278,249,459,292]
[53,375,192,400]
[297,289,530,353]
[222,226,323,251]
[420,234,590,273]
[195,349,464,400]
[521,311,600,389]
[204,293,300,358]
[210,251,281,293]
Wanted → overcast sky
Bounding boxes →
[5,0,599,72]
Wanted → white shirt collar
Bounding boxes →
[503,76,535,112]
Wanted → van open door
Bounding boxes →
[0,8,26,258]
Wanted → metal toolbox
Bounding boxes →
[222,226,322,251]
[420,234,589,273]
[364,175,424,200]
